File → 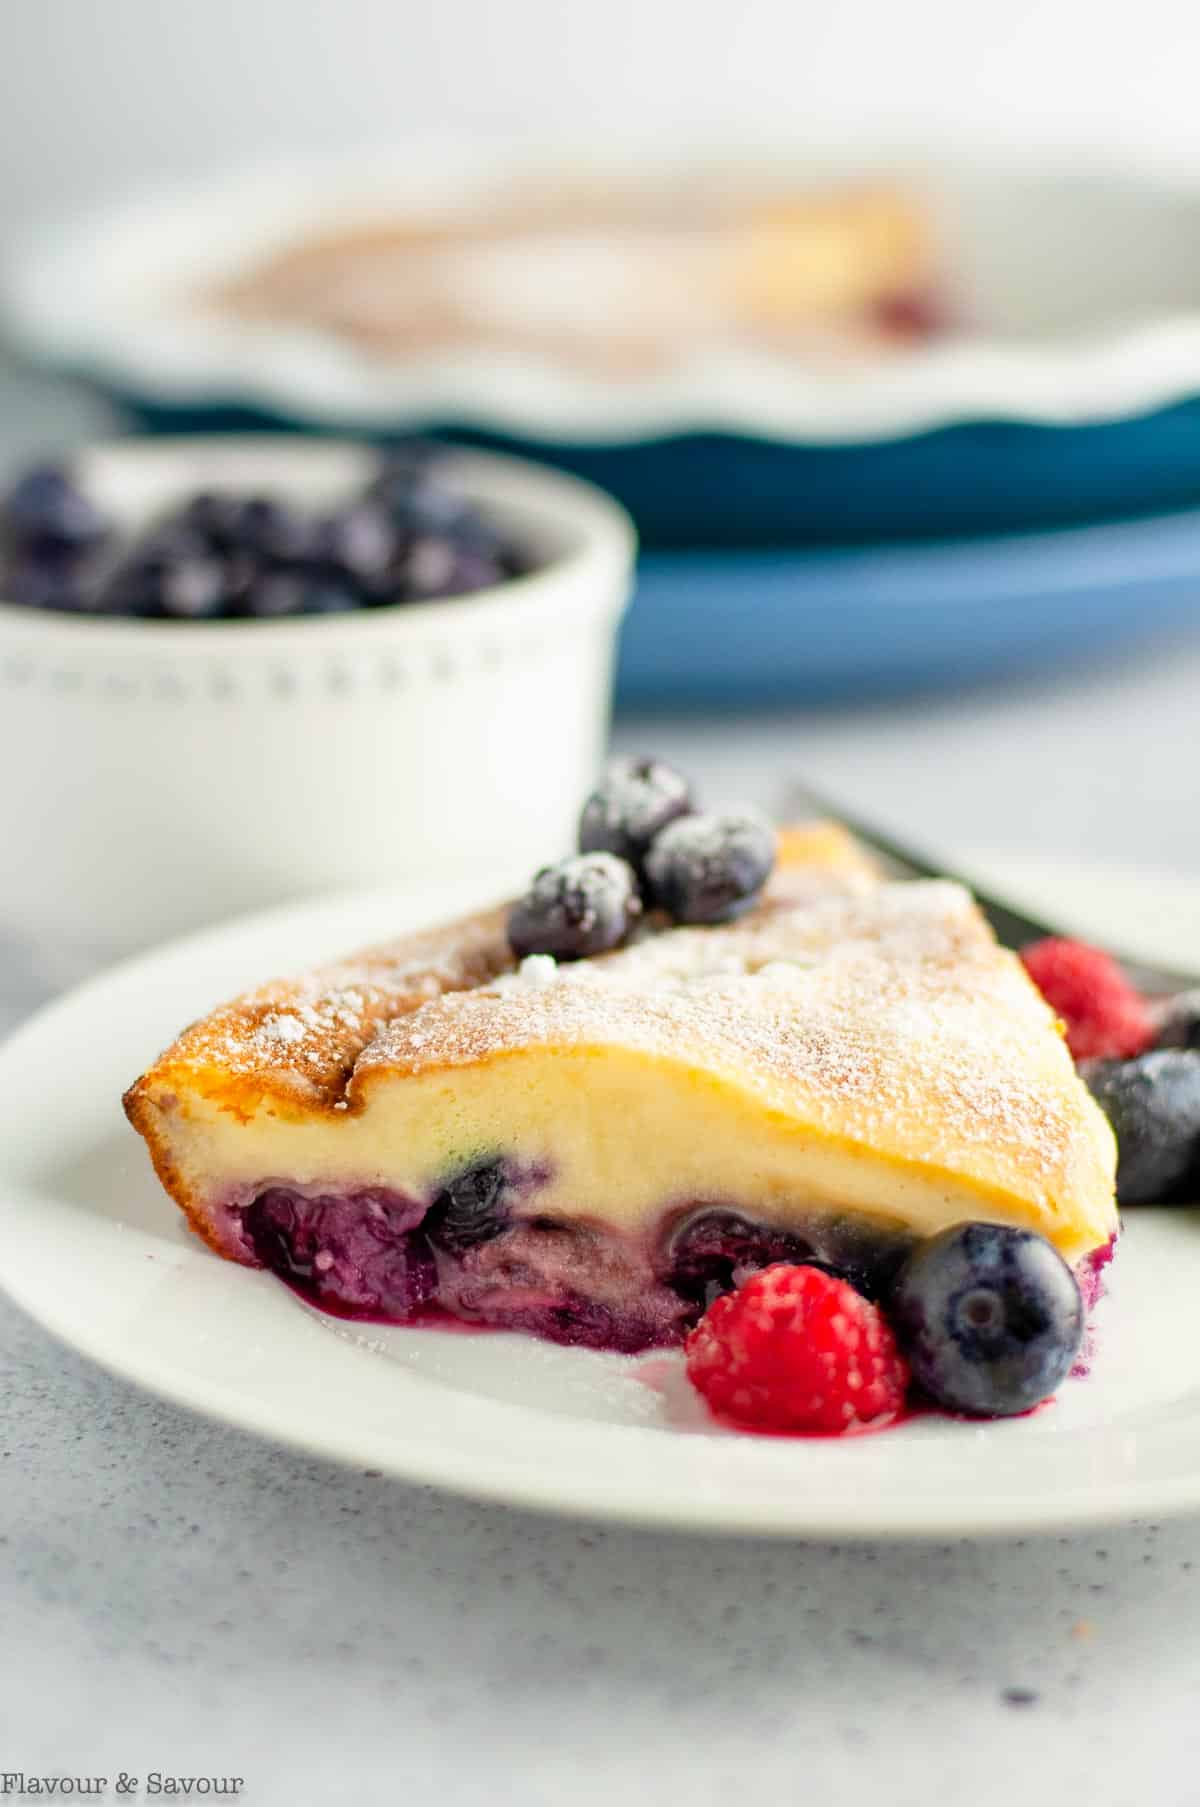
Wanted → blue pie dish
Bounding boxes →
[12,150,1200,552]
[615,506,1200,703]
[104,394,1200,550]
[11,152,1200,695]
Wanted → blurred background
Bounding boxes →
[1,0,1199,228]
[4,0,1200,1003]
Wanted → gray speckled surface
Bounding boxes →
[3,1292,1199,1806]
[3,362,1200,1803]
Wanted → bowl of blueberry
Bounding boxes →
[0,437,635,968]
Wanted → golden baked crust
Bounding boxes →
[123,823,873,1252]
[125,820,873,1114]
[123,903,510,1253]
[124,821,1117,1267]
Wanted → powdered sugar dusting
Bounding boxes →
[139,845,870,1105]
[358,878,1113,1216]
[493,954,561,993]
[255,1012,308,1047]
[150,903,515,1103]
[132,844,1113,1238]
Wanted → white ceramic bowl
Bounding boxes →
[0,437,634,975]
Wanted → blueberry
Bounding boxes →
[369,453,474,536]
[132,519,213,566]
[1082,1051,1200,1204]
[369,453,523,569]
[508,852,641,961]
[178,492,315,562]
[241,570,358,619]
[159,555,231,620]
[400,535,457,598]
[444,547,504,593]
[643,809,775,924]
[180,490,247,550]
[890,1222,1084,1417]
[3,547,93,613]
[579,757,694,873]
[3,463,108,549]
[1152,990,1200,1052]
[403,535,502,600]
[298,579,361,616]
[423,1160,512,1254]
[804,1241,915,1304]
[96,551,176,618]
[93,562,150,618]
[320,502,400,583]
[112,521,215,595]
[220,552,261,614]
[665,1209,813,1309]
[97,523,237,619]
[0,458,523,623]
[243,571,308,619]
[230,495,321,563]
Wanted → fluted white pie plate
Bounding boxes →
[1,856,1198,1539]
[11,140,1200,442]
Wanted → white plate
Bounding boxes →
[10,141,1200,442]
[1,858,1198,1539]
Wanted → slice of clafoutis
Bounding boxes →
[124,823,1118,1353]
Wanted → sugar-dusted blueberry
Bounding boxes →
[643,809,775,924]
[508,852,641,961]
[1082,1051,1200,1204]
[889,1222,1084,1417]
[3,463,108,549]
[665,1208,813,1309]
[422,1160,512,1255]
[579,757,694,873]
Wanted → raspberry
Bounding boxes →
[683,1264,909,1435]
[1020,937,1153,1061]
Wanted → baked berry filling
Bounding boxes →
[437,1220,690,1353]
[250,922,1141,1389]
[661,1207,913,1309]
[242,1175,690,1350]
[244,1187,436,1319]
[237,1170,1007,1359]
